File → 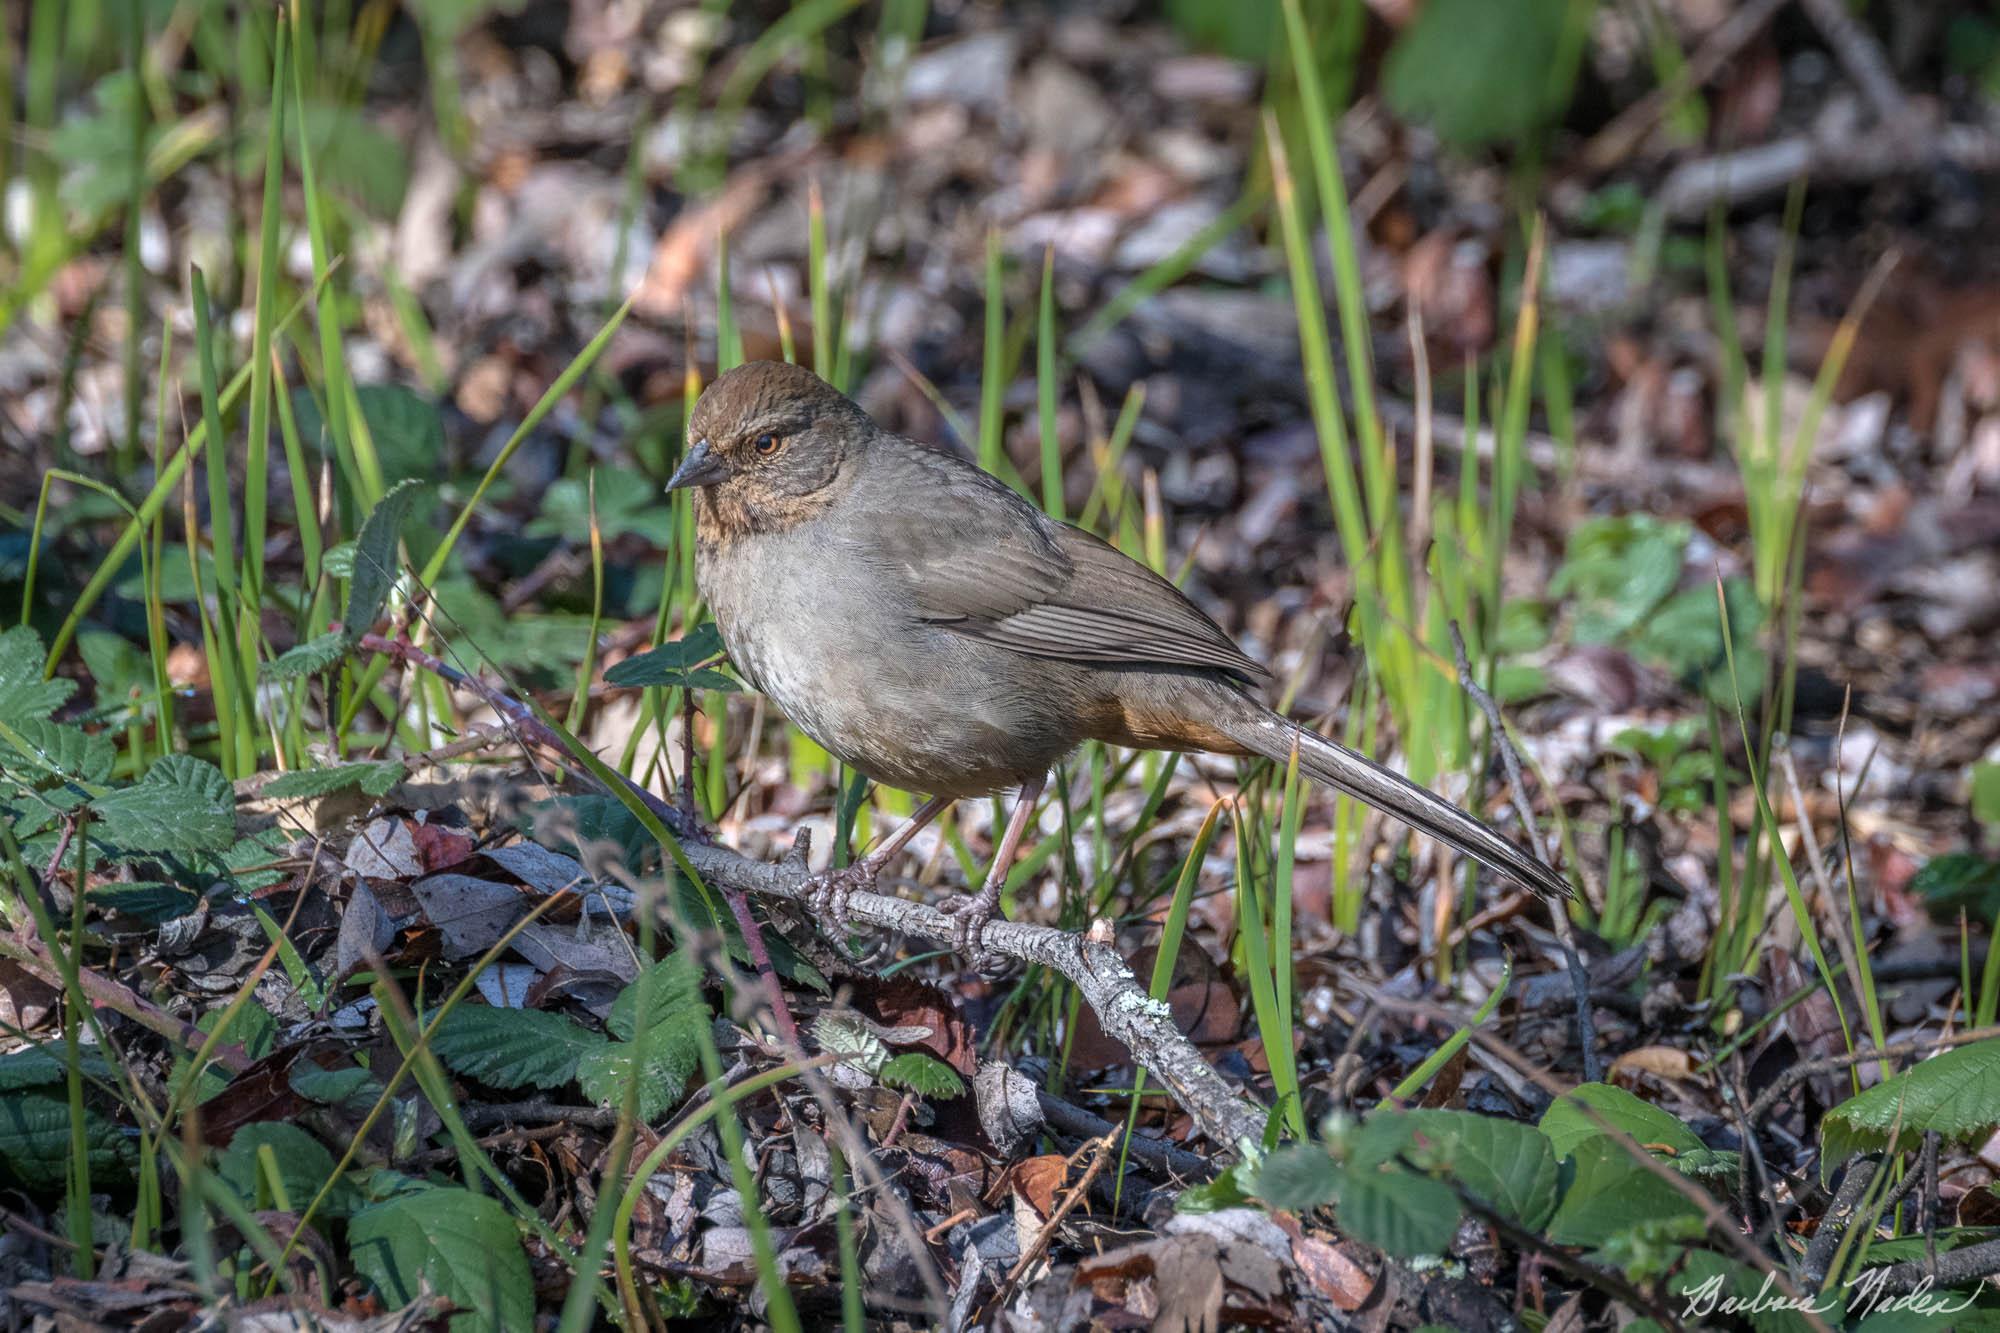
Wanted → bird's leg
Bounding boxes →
[807,794,954,938]
[940,772,1048,962]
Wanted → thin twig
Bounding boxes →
[1795,0,1914,128]
[1448,620,1600,1082]
[1744,1024,2000,1128]
[0,931,252,1073]
[988,1131,1120,1314]
[1804,1154,1877,1284]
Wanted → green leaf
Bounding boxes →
[263,761,406,800]
[1252,1142,1342,1211]
[0,625,73,724]
[1822,1037,2000,1171]
[1672,1147,1742,1179]
[1593,1214,1708,1282]
[265,632,351,680]
[0,1043,118,1091]
[78,630,152,706]
[604,624,734,690]
[348,1187,532,1332]
[429,578,596,679]
[0,1088,135,1190]
[217,1122,360,1218]
[297,385,443,483]
[1383,0,1584,148]
[428,1005,608,1091]
[183,1003,280,1103]
[1545,1135,1702,1246]
[90,880,200,923]
[1540,1082,1703,1161]
[879,1053,966,1099]
[290,1063,382,1110]
[0,716,114,786]
[605,953,705,1042]
[1910,853,2000,925]
[527,468,678,545]
[1546,515,1688,645]
[1630,578,1764,695]
[91,753,236,854]
[1397,1109,1561,1232]
[1336,1162,1460,1258]
[577,955,709,1122]
[521,794,654,871]
[344,478,428,642]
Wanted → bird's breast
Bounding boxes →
[694,526,1080,796]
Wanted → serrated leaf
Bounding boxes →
[266,632,351,680]
[527,469,678,545]
[575,1039,700,1123]
[349,1187,532,1333]
[1822,1037,2000,1173]
[606,953,704,1042]
[578,955,709,1121]
[1672,1147,1741,1179]
[1540,1082,1703,1161]
[0,1044,118,1092]
[263,761,406,800]
[0,625,74,725]
[428,1005,608,1090]
[217,1122,360,1218]
[810,1012,887,1070]
[1545,1135,1701,1247]
[352,385,446,481]
[1397,1109,1561,1232]
[177,827,295,897]
[1336,1162,1460,1258]
[605,624,734,690]
[879,1053,966,1098]
[0,1088,135,1189]
[521,794,654,871]
[344,478,427,642]
[1594,1214,1710,1284]
[1252,1142,1342,1211]
[0,716,113,786]
[91,753,235,853]
[90,880,200,923]
[290,1063,383,1110]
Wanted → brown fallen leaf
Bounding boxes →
[1609,1045,1698,1086]
[633,164,776,318]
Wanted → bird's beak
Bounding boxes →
[665,438,727,492]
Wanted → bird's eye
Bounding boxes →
[753,432,782,456]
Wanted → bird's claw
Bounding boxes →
[939,886,1004,970]
[805,856,881,941]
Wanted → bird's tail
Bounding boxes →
[1215,699,1573,903]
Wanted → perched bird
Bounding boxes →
[669,361,1568,954]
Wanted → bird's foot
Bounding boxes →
[804,854,886,941]
[938,884,1004,968]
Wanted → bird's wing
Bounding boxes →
[858,439,1267,684]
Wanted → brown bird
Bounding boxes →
[669,361,1568,954]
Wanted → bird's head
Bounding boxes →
[669,361,871,536]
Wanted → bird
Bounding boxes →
[667,360,1569,956]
